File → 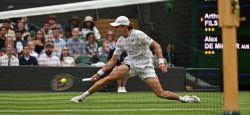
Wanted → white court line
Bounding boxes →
[1,108,250,113]
[0,97,223,101]
[0,99,224,104]
[240,103,250,105]
[0,108,225,113]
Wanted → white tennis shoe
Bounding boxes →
[180,95,200,103]
[190,95,201,103]
[121,87,127,93]
[117,87,123,93]
[118,87,127,93]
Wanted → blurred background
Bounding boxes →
[0,0,249,115]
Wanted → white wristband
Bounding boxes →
[97,69,105,76]
[158,58,164,64]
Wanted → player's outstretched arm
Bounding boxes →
[150,41,168,73]
[91,54,119,81]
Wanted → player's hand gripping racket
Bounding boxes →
[50,73,92,91]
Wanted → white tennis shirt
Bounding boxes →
[114,29,154,68]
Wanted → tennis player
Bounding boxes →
[71,16,200,103]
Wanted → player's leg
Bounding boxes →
[141,66,200,103]
[144,77,200,103]
[144,77,180,100]
[71,64,129,103]
[87,64,129,94]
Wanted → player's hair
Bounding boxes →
[127,23,133,30]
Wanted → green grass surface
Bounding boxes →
[0,92,249,115]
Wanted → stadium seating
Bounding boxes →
[75,55,92,64]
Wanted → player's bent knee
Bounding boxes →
[116,65,129,72]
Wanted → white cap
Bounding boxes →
[110,16,130,26]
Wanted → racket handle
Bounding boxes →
[81,78,92,82]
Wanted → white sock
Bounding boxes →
[81,91,90,98]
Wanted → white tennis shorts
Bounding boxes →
[123,60,157,80]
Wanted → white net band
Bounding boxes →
[0,0,166,19]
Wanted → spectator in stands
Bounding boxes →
[81,16,101,40]
[33,30,45,55]
[60,46,75,66]
[0,50,3,57]
[64,16,80,40]
[39,37,57,56]
[7,5,19,24]
[38,43,61,66]
[27,41,38,58]
[66,27,86,59]
[90,55,105,67]
[41,21,53,40]
[107,46,128,93]
[164,43,176,67]
[52,28,66,57]
[0,44,19,66]
[2,19,15,40]
[85,32,98,57]
[48,15,64,36]
[98,40,109,58]
[14,20,31,41]
[97,30,116,58]
[14,30,27,57]
[105,30,116,49]
[0,26,7,50]
[7,5,15,10]
[5,36,14,46]
[19,45,38,65]
[19,17,39,33]
[1,37,16,55]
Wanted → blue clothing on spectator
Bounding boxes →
[19,56,38,65]
[66,38,86,56]
[53,38,66,57]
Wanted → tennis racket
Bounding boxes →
[50,73,92,91]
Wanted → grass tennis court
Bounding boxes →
[0,92,249,115]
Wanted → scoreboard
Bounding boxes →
[193,0,250,84]
[198,0,250,54]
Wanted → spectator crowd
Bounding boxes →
[0,15,115,67]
